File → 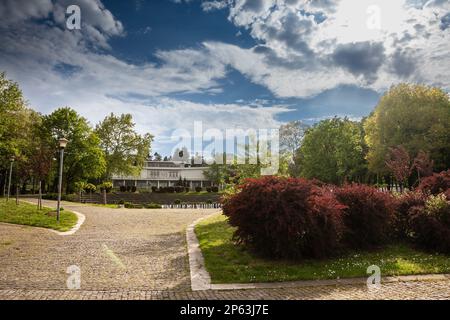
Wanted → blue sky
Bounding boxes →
[0,0,449,156]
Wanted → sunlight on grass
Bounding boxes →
[195,214,450,283]
[0,199,77,232]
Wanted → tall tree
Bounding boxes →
[364,84,450,174]
[95,113,153,179]
[0,72,34,193]
[296,117,367,184]
[41,107,106,193]
[279,120,308,159]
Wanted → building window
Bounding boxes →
[148,170,160,178]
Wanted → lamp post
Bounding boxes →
[6,156,14,202]
[56,138,68,222]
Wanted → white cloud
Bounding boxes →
[0,0,291,154]
[208,0,450,96]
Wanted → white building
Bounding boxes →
[112,160,212,189]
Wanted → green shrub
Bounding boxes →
[145,202,162,209]
[98,182,113,193]
[124,202,133,208]
[84,183,96,193]
[174,199,182,205]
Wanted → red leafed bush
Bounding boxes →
[417,170,450,196]
[222,176,345,260]
[393,191,427,239]
[334,184,396,249]
[408,194,450,253]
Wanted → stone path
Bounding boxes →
[0,199,448,300]
[0,199,217,292]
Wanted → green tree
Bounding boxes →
[95,113,153,179]
[279,120,308,159]
[0,72,41,193]
[41,107,106,193]
[203,162,226,186]
[364,83,450,174]
[296,117,367,184]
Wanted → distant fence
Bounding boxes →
[161,203,222,209]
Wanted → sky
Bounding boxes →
[0,0,449,156]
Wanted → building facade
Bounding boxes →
[112,161,212,189]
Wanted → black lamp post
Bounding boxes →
[56,138,68,222]
[6,156,14,202]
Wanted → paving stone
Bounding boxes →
[1,199,449,300]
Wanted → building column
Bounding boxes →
[157,180,160,188]
[200,181,203,188]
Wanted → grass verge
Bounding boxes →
[195,214,450,283]
[0,199,77,232]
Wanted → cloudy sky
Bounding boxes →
[0,0,449,155]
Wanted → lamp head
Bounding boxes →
[58,137,69,149]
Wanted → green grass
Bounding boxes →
[88,203,119,208]
[0,199,78,232]
[195,214,450,283]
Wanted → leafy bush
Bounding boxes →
[417,170,450,196]
[167,186,175,193]
[74,181,87,193]
[117,199,125,205]
[131,186,137,193]
[175,186,184,193]
[211,186,219,192]
[206,187,212,192]
[222,176,345,260]
[124,202,143,209]
[334,184,396,249]
[195,186,202,192]
[408,193,450,253]
[42,193,77,202]
[119,186,126,192]
[174,199,182,204]
[151,186,158,193]
[206,199,213,204]
[98,182,113,193]
[145,202,162,209]
[393,191,426,239]
[84,183,96,193]
[124,202,133,208]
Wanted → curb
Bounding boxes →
[186,213,450,291]
[186,213,220,291]
[19,200,86,236]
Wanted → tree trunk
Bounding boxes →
[38,180,42,210]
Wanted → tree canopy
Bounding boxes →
[95,113,153,179]
[364,84,450,174]
[295,117,367,184]
[41,107,106,192]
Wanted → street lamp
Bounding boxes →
[56,138,68,222]
[6,156,14,202]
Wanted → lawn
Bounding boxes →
[195,214,450,283]
[0,199,78,232]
